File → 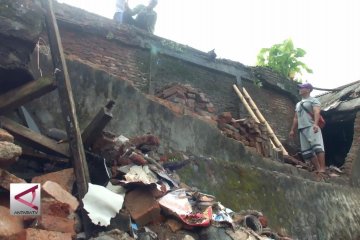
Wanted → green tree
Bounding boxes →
[256,39,313,82]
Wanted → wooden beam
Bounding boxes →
[41,0,90,199]
[0,116,70,158]
[82,100,114,147]
[0,77,56,114]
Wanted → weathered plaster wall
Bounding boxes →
[26,60,360,240]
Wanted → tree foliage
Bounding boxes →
[256,39,313,82]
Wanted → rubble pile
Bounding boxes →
[155,83,216,117]
[217,112,271,157]
[0,127,294,240]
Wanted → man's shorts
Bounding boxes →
[299,126,325,160]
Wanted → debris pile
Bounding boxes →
[217,112,271,157]
[155,83,216,117]
[0,127,294,240]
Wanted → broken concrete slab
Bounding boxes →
[32,168,75,193]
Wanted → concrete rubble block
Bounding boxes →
[42,181,79,211]
[41,197,73,218]
[0,206,24,238]
[124,188,162,227]
[0,141,22,168]
[36,214,76,236]
[9,228,72,240]
[0,128,14,142]
[32,168,75,193]
[0,168,26,191]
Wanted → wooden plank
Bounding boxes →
[0,116,70,158]
[82,101,114,147]
[41,0,90,198]
[0,77,56,114]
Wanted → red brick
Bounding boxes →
[41,198,73,218]
[32,168,75,193]
[42,181,79,211]
[0,169,26,191]
[9,228,72,240]
[218,112,233,123]
[37,214,75,236]
[0,206,24,238]
[124,188,161,227]
[0,128,14,142]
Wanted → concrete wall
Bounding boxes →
[26,60,360,240]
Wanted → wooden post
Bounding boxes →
[41,0,90,197]
[82,100,114,147]
[242,87,288,156]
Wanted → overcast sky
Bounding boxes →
[57,0,360,90]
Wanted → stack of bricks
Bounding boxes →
[155,83,216,117]
[217,112,271,157]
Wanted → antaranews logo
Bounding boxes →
[10,183,41,216]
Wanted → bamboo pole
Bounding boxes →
[242,87,288,156]
[233,85,260,123]
[232,85,278,150]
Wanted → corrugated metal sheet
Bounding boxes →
[317,80,360,112]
